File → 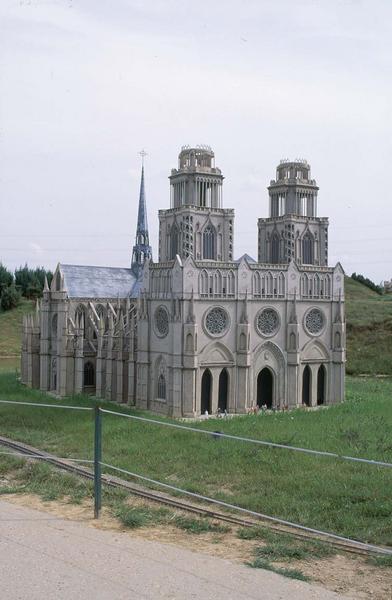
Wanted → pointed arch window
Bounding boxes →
[170,225,179,260]
[158,374,166,399]
[271,233,280,263]
[84,362,95,387]
[203,225,216,260]
[199,270,208,295]
[302,232,314,264]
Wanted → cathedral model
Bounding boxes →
[21,146,345,416]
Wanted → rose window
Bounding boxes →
[257,308,279,336]
[305,308,324,335]
[155,307,169,337]
[205,307,228,336]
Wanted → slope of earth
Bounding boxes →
[0,299,34,358]
[345,277,392,375]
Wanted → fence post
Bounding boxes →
[94,405,102,519]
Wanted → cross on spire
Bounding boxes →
[139,149,148,166]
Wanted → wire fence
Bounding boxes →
[1,398,392,556]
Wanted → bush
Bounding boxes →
[0,285,21,311]
[0,264,14,294]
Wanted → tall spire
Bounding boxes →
[131,150,152,277]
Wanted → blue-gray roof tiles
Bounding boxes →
[60,264,140,299]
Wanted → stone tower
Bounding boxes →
[131,163,152,276]
[158,146,234,262]
[258,160,328,266]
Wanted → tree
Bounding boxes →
[0,263,14,294]
[0,285,20,311]
[14,264,53,298]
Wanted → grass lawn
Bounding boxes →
[0,299,34,357]
[0,371,391,546]
[345,277,392,375]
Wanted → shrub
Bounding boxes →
[0,263,14,294]
[0,285,21,311]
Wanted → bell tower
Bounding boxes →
[158,146,234,262]
[258,159,329,266]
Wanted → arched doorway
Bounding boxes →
[83,361,95,389]
[201,369,212,414]
[317,365,326,405]
[257,368,273,409]
[302,365,311,406]
[218,369,228,412]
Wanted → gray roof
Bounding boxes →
[235,253,257,264]
[60,264,139,299]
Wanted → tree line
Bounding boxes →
[0,264,53,311]
[351,272,383,295]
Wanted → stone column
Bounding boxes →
[310,364,319,407]
[74,330,84,395]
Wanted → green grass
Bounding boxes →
[113,504,170,529]
[247,558,310,581]
[0,299,34,357]
[173,515,230,534]
[367,555,392,568]
[0,372,392,546]
[345,276,392,375]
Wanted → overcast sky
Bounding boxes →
[1,0,391,283]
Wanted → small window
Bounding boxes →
[84,362,95,387]
[158,374,166,399]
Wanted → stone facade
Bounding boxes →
[21,147,346,416]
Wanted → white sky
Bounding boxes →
[1,0,391,283]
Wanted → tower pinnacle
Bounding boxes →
[131,155,152,277]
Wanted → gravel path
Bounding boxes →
[0,499,345,600]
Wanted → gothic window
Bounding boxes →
[51,314,58,339]
[84,362,95,387]
[271,233,280,263]
[256,308,280,336]
[289,332,296,350]
[75,305,87,338]
[334,331,341,348]
[157,374,166,399]
[302,232,314,264]
[199,270,208,295]
[227,270,235,295]
[253,272,261,296]
[205,307,229,336]
[278,272,285,296]
[186,333,193,352]
[56,270,61,291]
[170,225,179,259]
[203,224,216,260]
[266,272,273,296]
[305,308,325,335]
[215,270,222,295]
[154,306,169,337]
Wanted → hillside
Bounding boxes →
[0,299,34,357]
[0,280,391,374]
[345,276,392,375]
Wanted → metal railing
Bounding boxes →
[1,399,392,556]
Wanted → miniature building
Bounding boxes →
[21,147,345,416]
